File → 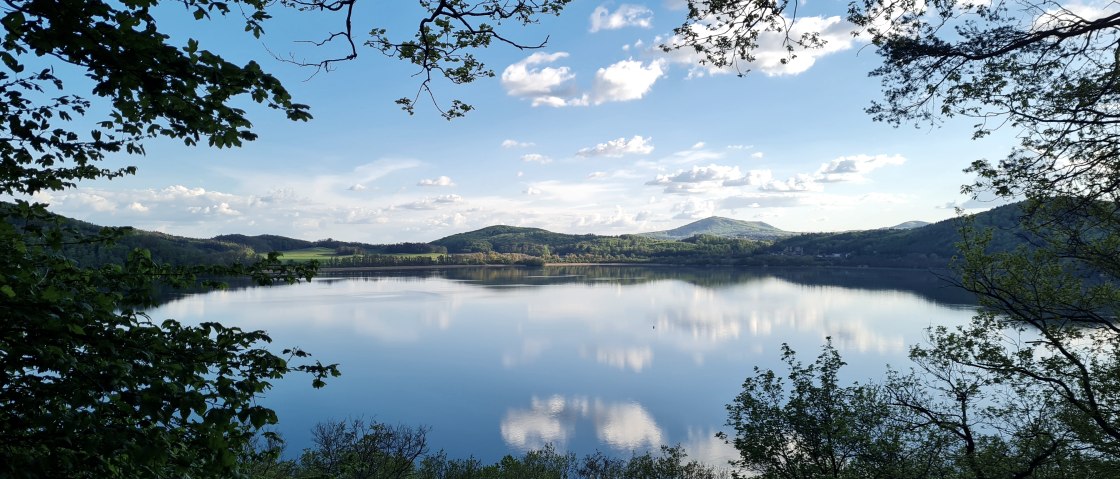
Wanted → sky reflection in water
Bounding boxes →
[149,266,976,465]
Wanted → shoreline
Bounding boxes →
[317,263,948,273]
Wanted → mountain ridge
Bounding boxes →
[637,216,796,241]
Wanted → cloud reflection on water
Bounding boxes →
[593,346,653,372]
[501,395,663,452]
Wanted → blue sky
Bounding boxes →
[28,0,1024,243]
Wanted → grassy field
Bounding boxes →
[272,248,444,262]
[271,247,342,261]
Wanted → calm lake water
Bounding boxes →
[149,266,977,465]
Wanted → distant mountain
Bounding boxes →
[888,220,931,230]
[638,216,796,241]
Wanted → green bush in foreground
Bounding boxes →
[242,418,731,479]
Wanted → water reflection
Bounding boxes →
[501,396,664,452]
[148,266,976,463]
[592,346,653,372]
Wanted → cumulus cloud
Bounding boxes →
[188,202,241,216]
[501,52,579,107]
[760,174,823,192]
[502,139,535,148]
[590,59,666,104]
[521,153,553,164]
[572,205,646,229]
[577,136,654,157]
[723,169,774,186]
[502,54,666,107]
[751,152,764,159]
[127,202,149,213]
[647,164,773,193]
[347,184,366,191]
[748,153,905,194]
[418,176,455,187]
[814,154,906,182]
[590,4,654,32]
[661,14,858,76]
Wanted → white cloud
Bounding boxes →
[572,205,646,229]
[521,153,553,164]
[591,59,666,104]
[524,187,543,195]
[760,174,823,192]
[502,139,535,148]
[189,202,241,216]
[662,14,858,77]
[127,202,149,213]
[418,176,456,187]
[69,192,117,212]
[720,194,804,209]
[347,184,366,191]
[814,154,906,182]
[590,4,654,32]
[587,171,609,179]
[691,142,706,149]
[751,152,764,159]
[501,52,579,107]
[502,53,666,107]
[647,164,773,193]
[577,136,654,157]
[399,195,464,210]
[1034,3,1117,32]
[672,198,717,219]
[723,169,774,186]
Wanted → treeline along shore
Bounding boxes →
[11,201,1030,271]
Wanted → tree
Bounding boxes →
[675,0,1120,463]
[722,340,1117,478]
[0,0,569,476]
[720,340,954,479]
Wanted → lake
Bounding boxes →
[148,265,977,466]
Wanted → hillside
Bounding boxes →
[9,200,1038,270]
[769,203,1029,267]
[639,216,796,241]
[2,202,255,266]
[430,225,599,255]
[429,224,766,262]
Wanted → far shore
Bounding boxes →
[317,263,665,273]
[317,263,947,273]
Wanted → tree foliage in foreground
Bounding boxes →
[242,418,730,479]
[723,341,1120,479]
[676,0,1120,468]
[0,0,569,477]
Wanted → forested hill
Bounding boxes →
[767,202,1027,265]
[430,225,600,255]
[2,202,255,266]
[638,216,796,241]
[12,200,1031,269]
